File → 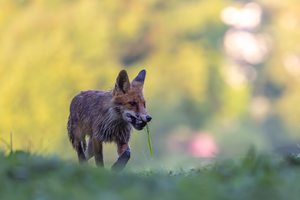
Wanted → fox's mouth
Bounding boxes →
[125,113,147,130]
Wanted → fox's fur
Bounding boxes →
[67,69,151,171]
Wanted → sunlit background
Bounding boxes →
[1,0,300,170]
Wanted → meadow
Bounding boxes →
[1,150,300,200]
[1,1,300,199]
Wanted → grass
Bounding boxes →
[145,124,153,156]
[1,150,300,200]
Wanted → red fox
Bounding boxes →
[67,69,152,171]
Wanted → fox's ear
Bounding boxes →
[114,70,130,94]
[132,69,146,89]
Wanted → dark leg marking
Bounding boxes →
[111,144,131,172]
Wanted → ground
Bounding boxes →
[1,150,300,200]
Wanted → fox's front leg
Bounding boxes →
[111,143,131,171]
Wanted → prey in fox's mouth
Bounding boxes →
[124,112,151,130]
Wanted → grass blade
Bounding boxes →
[145,124,153,156]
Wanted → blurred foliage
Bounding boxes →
[0,0,226,156]
[260,0,300,129]
[0,0,300,167]
[1,150,300,200]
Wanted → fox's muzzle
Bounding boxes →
[125,112,151,130]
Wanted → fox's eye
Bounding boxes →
[128,101,137,107]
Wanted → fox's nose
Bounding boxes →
[145,115,152,122]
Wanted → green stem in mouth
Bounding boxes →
[145,124,153,156]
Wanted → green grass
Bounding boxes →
[145,124,153,156]
[1,150,300,200]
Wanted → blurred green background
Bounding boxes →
[0,0,299,170]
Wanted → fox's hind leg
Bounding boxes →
[84,137,94,160]
[76,140,86,163]
[73,129,87,163]
[67,116,86,163]
[92,138,104,167]
[111,143,131,171]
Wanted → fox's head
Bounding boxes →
[112,69,152,130]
